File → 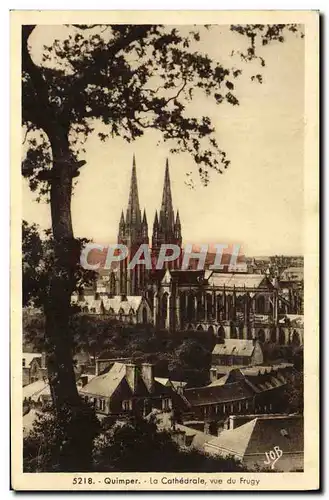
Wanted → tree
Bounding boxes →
[22,23,303,469]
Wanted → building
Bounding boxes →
[72,157,303,345]
[204,415,303,472]
[22,352,47,386]
[79,362,174,416]
[183,362,297,431]
[72,293,153,324]
[116,156,182,296]
[151,159,182,269]
[211,339,263,369]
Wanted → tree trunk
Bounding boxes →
[44,132,98,471]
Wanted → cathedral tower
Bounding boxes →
[117,155,149,295]
[152,159,182,269]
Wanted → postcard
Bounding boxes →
[11,10,319,491]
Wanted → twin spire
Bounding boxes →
[118,155,182,246]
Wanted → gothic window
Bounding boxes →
[122,400,132,411]
[292,330,300,346]
[217,326,225,342]
[187,294,194,321]
[206,294,213,321]
[162,398,171,411]
[256,295,266,314]
[279,328,286,345]
[270,327,277,343]
[258,329,265,343]
[142,307,148,324]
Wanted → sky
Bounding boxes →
[23,25,305,256]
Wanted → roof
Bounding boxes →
[279,315,304,327]
[79,362,126,398]
[281,266,303,275]
[23,353,42,368]
[155,377,187,390]
[240,363,294,377]
[23,409,40,437]
[167,270,205,285]
[206,415,303,459]
[23,379,50,401]
[149,410,208,450]
[207,273,271,290]
[212,339,256,357]
[207,374,230,386]
[74,294,145,315]
[102,295,143,314]
[184,381,254,407]
[226,365,293,394]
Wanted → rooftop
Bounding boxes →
[212,339,256,358]
[206,415,303,459]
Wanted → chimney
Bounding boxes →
[41,352,46,369]
[141,363,155,394]
[79,375,88,387]
[125,363,138,394]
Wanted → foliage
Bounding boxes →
[23,402,100,472]
[93,414,246,472]
[24,410,245,473]
[24,314,216,386]
[22,220,96,308]
[22,24,304,196]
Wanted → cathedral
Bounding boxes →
[74,156,303,346]
[116,156,182,296]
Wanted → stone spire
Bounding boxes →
[126,154,141,226]
[159,158,174,233]
[118,210,126,239]
[174,210,182,245]
[141,209,149,242]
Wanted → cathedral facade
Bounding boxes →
[77,156,303,346]
[116,156,182,296]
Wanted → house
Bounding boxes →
[149,409,209,452]
[184,362,297,430]
[22,352,47,386]
[184,381,256,425]
[23,379,51,406]
[79,362,173,416]
[204,415,303,472]
[210,339,263,378]
[280,267,303,283]
[23,374,96,408]
[154,377,187,395]
[72,293,153,324]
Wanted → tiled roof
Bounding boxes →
[212,339,255,357]
[168,270,205,285]
[207,273,270,289]
[155,377,187,390]
[206,415,303,458]
[240,363,294,377]
[279,315,304,327]
[184,382,254,407]
[79,362,126,398]
[101,295,142,314]
[75,294,144,314]
[23,379,50,401]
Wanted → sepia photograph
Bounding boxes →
[10,10,319,491]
